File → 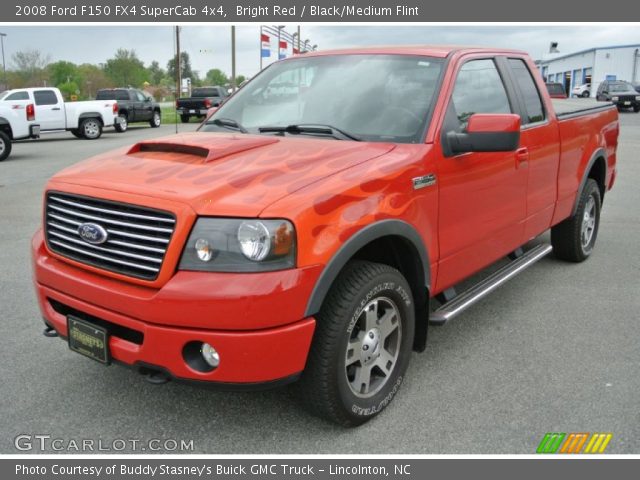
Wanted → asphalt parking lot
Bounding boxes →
[1,115,638,454]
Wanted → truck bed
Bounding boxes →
[552,98,615,120]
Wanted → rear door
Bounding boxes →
[503,57,561,239]
[33,89,65,130]
[435,56,528,291]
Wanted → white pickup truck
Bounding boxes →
[0,92,41,161]
[1,87,122,141]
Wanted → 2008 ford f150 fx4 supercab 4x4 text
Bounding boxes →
[32,47,618,426]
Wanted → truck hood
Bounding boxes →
[51,132,395,217]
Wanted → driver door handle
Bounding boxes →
[516,147,529,168]
[52,107,61,111]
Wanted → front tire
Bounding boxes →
[114,114,128,133]
[0,131,12,161]
[552,178,601,262]
[634,105,640,113]
[582,91,590,98]
[297,261,415,426]
[150,111,161,128]
[79,118,102,140]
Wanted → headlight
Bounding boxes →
[612,96,619,101]
[179,218,295,272]
[636,96,640,101]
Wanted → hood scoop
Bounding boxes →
[127,136,280,163]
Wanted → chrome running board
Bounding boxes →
[429,244,553,325]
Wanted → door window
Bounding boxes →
[450,59,511,130]
[5,91,29,100]
[33,90,58,106]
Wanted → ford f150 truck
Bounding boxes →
[176,86,228,123]
[0,90,41,161]
[5,87,121,140]
[32,47,618,426]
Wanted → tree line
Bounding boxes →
[3,48,246,100]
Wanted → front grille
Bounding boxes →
[618,95,637,102]
[45,192,175,280]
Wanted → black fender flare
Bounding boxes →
[78,112,104,125]
[571,147,607,216]
[304,219,430,317]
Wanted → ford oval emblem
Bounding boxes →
[77,223,108,245]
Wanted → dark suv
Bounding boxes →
[596,80,640,112]
[96,88,162,132]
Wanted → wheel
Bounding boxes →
[552,178,601,262]
[70,129,83,139]
[180,115,191,124]
[634,106,640,113]
[114,114,128,133]
[79,118,102,140]
[582,91,590,98]
[150,111,161,128]
[297,260,415,426]
[0,131,12,162]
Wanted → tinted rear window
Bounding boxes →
[96,90,130,101]
[509,59,544,124]
[192,88,220,97]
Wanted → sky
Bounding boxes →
[0,25,638,79]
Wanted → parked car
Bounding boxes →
[572,83,591,98]
[2,87,121,139]
[33,47,619,426]
[176,86,229,123]
[96,88,162,132]
[596,80,640,112]
[0,90,41,161]
[545,82,567,98]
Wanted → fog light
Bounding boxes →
[201,343,220,368]
[195,238,214,262]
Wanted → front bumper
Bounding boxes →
[32,230,318,385]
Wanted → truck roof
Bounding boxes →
[298,45,529,59]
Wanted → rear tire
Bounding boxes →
[150,111,161,128]
[0,131,12,162]
[296,260,414,426]
[552,178,601,262]
[114,114,128,133]
[79,118,102,140]
[180,115,190,124]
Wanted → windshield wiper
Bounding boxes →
[258,124,361,141]
[206,117,248,133]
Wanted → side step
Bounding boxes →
[429,244,553,326]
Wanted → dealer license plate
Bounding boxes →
[624,101,631,105]
[67,316,110,364]
[189,109,196,113]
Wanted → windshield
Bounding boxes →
[201,54,444,143]
[609,82,634,92]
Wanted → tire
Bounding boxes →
[70,129,83,139]
[297,260,415,426]
[79,118,102,140]
[180,115,191,124]
[634,106,640,113]
[114,113,128,133]
[150,111,161,128]
[551,178,601,262]
[582,91,590,98]
[0,131,12,162]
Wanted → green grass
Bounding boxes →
[160,106,205,125]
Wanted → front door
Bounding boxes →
[435,57,528,291]
[33,89,65,131]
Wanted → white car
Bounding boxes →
[572,83,591,98]
[0,92,41,161]
[1,87,122,140]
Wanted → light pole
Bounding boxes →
[231,26,236,91]
[0,33,7,90]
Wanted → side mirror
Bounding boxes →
[446,113,521,155]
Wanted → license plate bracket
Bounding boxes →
[67,316,110,365]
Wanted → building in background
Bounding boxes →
[537,44,640,97]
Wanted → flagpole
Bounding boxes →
[259,25,263,71]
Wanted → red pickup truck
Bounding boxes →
[32,46,618,426]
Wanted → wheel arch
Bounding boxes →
[78,113,104,125]
[0,117,13,139]
[304,219,431,352]
[572,147,607,216]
